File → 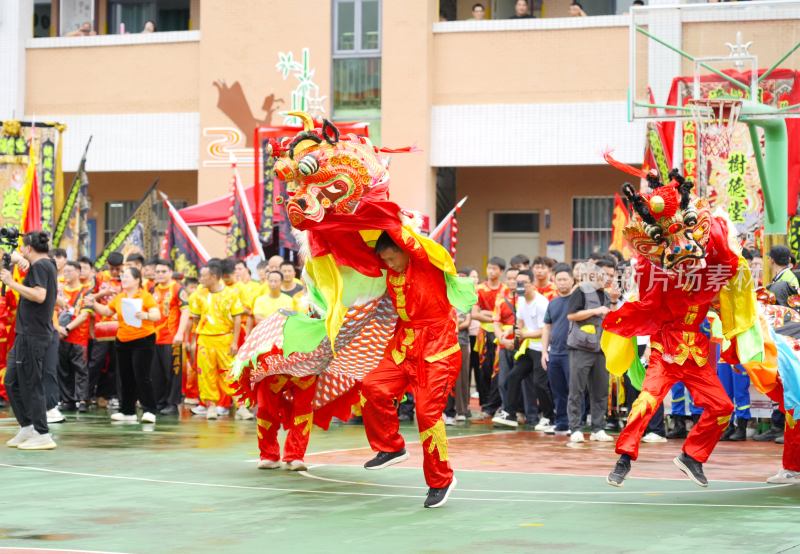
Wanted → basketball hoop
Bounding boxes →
[687,98,742,159]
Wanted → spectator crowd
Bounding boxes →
[1,240,791,452]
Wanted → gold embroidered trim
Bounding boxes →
[419,419,449,462]
[424,343,461,364]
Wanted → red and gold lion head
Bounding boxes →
[605,153,712,273]
[274,113,389,229]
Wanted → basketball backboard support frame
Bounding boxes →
[628,0,800,123]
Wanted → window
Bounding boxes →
[572,196,613,262]
[333,0,381,144]
[104,199,186,247]
[34,1,53,38]
[334,0,380,55]
[59,0,95,36]
[489,211,540,263]
[108,0,191,34]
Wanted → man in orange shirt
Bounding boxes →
[151,259,190,416]
[55,261,93,412]
[88,251,124,408]
[471,257,507,417]
[532,256,557,300]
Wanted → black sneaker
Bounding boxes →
[666,417,687,439]
[674,452,708,487]
[754,426,783,442]
[159,405,179,416]
[364,449,409,470]
[607,456,631,487]
[424,477,457,508]
[776,435,785,445]
[77,401,87,413]
[491,410,519,428]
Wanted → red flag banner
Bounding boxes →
[161,192,209,278]
[227,166,265,259]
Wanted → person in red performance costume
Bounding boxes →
[603,169,740,488]
[361,231,464,508]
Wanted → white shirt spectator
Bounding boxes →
[516,293,549,352]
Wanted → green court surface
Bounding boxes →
[1,411,799,554]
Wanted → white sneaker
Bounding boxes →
[236,406,254,420]
[470,391,479,399]
[590,430,614,442]
[534,417,552,431]
[642,432,667,443]
[183,397,200,405]
[257,459,281,470]
[6,425,35,447]
[492,410,519,428]
[286,460,308,471]
[110,412,137,423]
[190,405,207,416]
[455,415,467,422]
[555,429,572,436]
[46,408,65,424]
[17,431,57,450]
[216,406,229,417]
[108,398,120,410]
[766,468,800,484]
[444,416,456,426]
[140,412,156,424]
[569,430,585,443]
[206,408,218,420]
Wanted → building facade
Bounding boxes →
[1,0,795,270]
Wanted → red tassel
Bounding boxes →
[603,150,647,179]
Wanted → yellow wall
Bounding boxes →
[381,0,438,216]
[26,42,200,114]
[195,0,332,255]
[433,26,630,104]
[455,165,624,271]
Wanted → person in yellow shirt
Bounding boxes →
[188,260,244,420]
[253,271,295,323]
[232,258,262,337]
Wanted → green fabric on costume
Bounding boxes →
[628,337,646,391]
[283,313,328,357]
[446,273,478,313]
[735,320,765,364]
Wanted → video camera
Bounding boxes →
[0,227,20,295]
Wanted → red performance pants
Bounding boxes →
[616,351,733,463]
[765,381,800,472]
[362,350,461,489]
[255,375,316,462]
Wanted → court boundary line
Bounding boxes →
[1,463,798,510]
[298,465,790,495]
[0,539,128,554]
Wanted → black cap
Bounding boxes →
[107,252,124,267]
[768,245,791,267]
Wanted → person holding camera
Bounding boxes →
[492,270,553,429]
[4,231,59,450]
[87,266,160,424]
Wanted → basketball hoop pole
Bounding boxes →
[741,100,789,234]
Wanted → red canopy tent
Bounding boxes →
[177,186,257,227]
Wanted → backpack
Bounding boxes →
[566,283,607,353]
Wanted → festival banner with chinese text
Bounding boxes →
[0,121,65,234]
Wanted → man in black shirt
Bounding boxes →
[3,231,59,450]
